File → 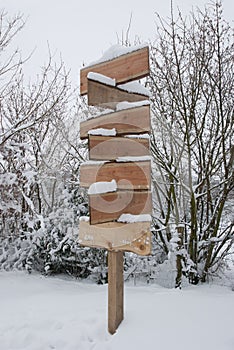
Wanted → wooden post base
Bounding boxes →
[108,251,124,334]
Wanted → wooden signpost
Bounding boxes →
[79,45,151,334]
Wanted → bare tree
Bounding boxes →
[149,1,234,285]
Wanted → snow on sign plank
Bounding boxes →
[80,45,149,95]
[89,190,152,225]
[89,135,150,161]
[79,104,150,140]
[79,220,151,255]
[79,161,151,190]
[87,75,149,110]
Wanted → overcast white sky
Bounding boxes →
[1,0,233,86]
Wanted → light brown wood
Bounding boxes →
[80,46,149,95]
[89,135,149,161]
[89,190,152,224]
[80,161,151,190]
[79,220,151,255]
[87,79,149,109]
[108,251,124,335]
[80,105,150,140]
[79,44,152,337]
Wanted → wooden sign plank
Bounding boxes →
[80,161,151,190]
[89,190,152,224]
[80,46,149,95]
[87,79,149,110]
[80,105,150,140]
[79,220,151,255]
[89,135,149,161]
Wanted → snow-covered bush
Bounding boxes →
[0,181,108,283]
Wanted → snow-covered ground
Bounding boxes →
[0,271,234,350]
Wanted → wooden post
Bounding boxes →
[79,45,151,335]
[108,251,124,334]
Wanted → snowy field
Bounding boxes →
[0,271,234,350]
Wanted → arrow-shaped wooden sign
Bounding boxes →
[79,219,151,255]
[87,75,149,109]
[89,190,152,224]
[89,135,149,161]
[80,160,151,190]
[80,46,149,95]
[80,104,150,140]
